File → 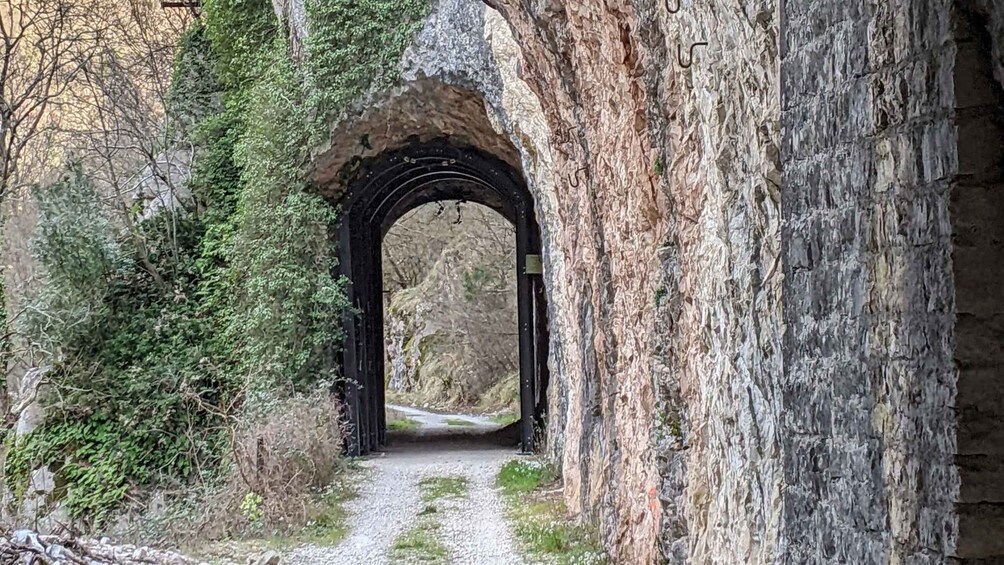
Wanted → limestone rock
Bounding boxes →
[0,530,204,564]
[28,467,55,495]
[14,367,50,436]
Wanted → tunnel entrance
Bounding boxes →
[336,141,549,456]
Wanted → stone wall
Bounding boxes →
[951,1,1004,559]
[647,2,782,562]
[781,0,960,561]
[483,1,783,562]
[782,0,1004,562]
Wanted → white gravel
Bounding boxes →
[438,451,528,565]
[287,407,530,565]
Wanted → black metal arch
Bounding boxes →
[336,140,549,455]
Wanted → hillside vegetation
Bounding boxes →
[2,0,431,541]
[383,202,518,413]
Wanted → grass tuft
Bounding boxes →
[388,519,448,564]
[489,412,519,426]
[387,416,420,432]
[444,418,474,427]
[389,475,465,565]
[497,459,607,564]
[497,459,554,496]
[419,476,469,502]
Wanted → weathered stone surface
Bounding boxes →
[251,550,281,565]
[14,366,49,436]
[780,0,959,560]
[290,0,1004,562]
[0,530,205,565]
[782,1,1004,564]
[29,467,55,495]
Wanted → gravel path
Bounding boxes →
[287,407,529,565]
[385,403,499,431]
[439,452,527,565]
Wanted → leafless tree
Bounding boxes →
[0,0,100,200]
[64,1,193,290]
[0,0,103,423]
[0,0,190,418]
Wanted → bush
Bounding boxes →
[208,389,348,536]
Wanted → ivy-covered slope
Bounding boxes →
[4,0,430,527]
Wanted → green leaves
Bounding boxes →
[305,0,431,130]
[217,44,348,405]
[7,0,432,525]
[25,162,116,357]
[166,22,224,140]
[203,0,277,90]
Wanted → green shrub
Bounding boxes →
[6,0,433,528]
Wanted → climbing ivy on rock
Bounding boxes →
[223,40,347,407]
[305,0,431,125]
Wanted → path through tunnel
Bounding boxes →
[337,141,549,456]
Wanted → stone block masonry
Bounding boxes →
[951,1,1004,560]
[782,0,960,561]
[782,0,1004,562]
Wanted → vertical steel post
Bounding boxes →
[339,221,361,455]
[516,207,535,453]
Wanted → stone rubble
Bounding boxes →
[0,530,205,565]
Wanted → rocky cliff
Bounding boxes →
[277,0,1004,562]
[283,0,780,561]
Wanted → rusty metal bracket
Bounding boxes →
[567,166,588,188]
[160,0,200,8]
[553,128,569,146]
[553,125,578,147]
[563,126,577,144]
[678,42,708,69]
[665,0,681,14]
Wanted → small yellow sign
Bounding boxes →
[525,254,543,275]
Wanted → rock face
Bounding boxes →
[285,0,1004,563]
[382,202,518,408]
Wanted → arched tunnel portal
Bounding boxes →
[336,140,549,456]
